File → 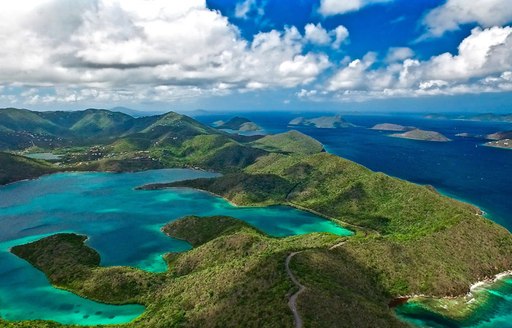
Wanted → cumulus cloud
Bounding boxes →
[310,26,512,101]
[235,0,265,19]
[304,23,349,49]
[385,47,414,63]
[304,23,331,45]
[423,0,512,37]
[0,0,332,105]
[318,0,393,16]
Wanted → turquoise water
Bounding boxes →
[395,276,512,328]
[0,169,351,325]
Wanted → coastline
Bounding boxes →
[145,185,357,237]
[394,269,512,321]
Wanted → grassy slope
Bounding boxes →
[6,216,348,328]
[98,113,267,173]
[0,152,56,184]
[168,152,512,296]
[251,130,324,155]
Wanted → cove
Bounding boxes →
[395,275,512,328]
[0,169,351,325]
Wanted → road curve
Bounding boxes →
[286,251,305,328]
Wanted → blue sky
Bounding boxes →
[0,0,511,112]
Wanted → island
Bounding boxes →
[425,113,512,123]
[390,129,451,142]
[1,108,511,328]
[370,123,414,131]
[486,130,512,140]
[485,139,512,149]
[288,115,353,129]
[214,116,262,132]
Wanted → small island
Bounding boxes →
[390,129,451,142]
[214,117,262,132]
[485,139,512,150]
[486,130,512,140]
[288,115,353,129]
[370,123,414,132]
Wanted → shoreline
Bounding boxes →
[393,269,512,309]
[146,185,357,237]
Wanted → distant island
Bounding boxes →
[485,139,512,150]
[289,115,353,128]
[483,130,512,150]
[391,129,451,142]
[425,113,512,123]
[370,123,414,132]
[214,117,262,132]
[486,130,512,140]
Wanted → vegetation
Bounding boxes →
[0,152,56,184]
[0,109,267,178]
[251,130,324,155]
[166,152,512,297]
[215,116,250,129]
[2,108,512,327]
[11,233,159,305]
[8,216,346,328]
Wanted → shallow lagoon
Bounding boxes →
[0,169,351,325]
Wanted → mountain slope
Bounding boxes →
[0,152,55,184]
[165,152,512,297]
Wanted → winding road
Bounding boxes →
[286,240,347,327]
[286,251,305,328]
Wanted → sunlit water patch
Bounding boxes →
[0,169,351,325]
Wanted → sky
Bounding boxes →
[0,0,511,113]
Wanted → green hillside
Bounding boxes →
[0,152,56,184]
[167,152,512,296]
[215,116,251,130]
[251,130,324,154]
[1,109,511,327]
[7,216,404,328]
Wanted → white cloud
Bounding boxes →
[0,0,333,106]
[332,26,350,49]
[314,26,512,101]
[304,23,349,49]
[385,47,414,63]
[304,23,331,45]
[318,0,392,16]
[235,0,265,19]
[423,0,512,37]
